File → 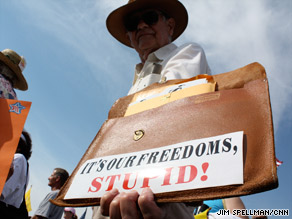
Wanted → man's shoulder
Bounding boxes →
[154,42,204,59]
[44,190,60,200]
[13,153,27,168]
[14,153,26,160]
[35,189,63,219]
[49,190,60,196]
[176,42,204,50]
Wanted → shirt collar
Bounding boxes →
[134,43,177,74]
[152,43,177,60]
[137,43,178,65]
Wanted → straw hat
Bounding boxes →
[0,49,28,90]
[106,0,188,47]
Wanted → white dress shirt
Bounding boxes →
[128,42,211,95]
[0,153,28,208]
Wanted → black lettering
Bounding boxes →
[97,159,107,172]
[222,138,232,152]
[170,147,182,161]
[196,143,206,157]
[147,151,160,164]
[107,158,117,170]
[80,162,90,174]
[86,162,97,173]
[137,153,149,166]
[124,155,137,168]
[207,140,220,155]
[116,157,127,169]
[159,149,171,162]
[182,145,193,159]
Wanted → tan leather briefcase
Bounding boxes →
[52,62,278,207]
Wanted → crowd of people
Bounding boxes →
[0,39,77,219]
[1,0,269,218]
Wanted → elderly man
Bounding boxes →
[97,0,247,219]
[106,0,211,95]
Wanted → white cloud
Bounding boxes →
[182,0,292,131]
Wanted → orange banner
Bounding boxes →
[0,99,31,194]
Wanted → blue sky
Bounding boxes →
[1,0,291,218]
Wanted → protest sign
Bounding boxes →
[65,131,243,199]
[0,99,31,194]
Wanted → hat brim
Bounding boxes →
[0,52,28,91]
[106,0,188,48]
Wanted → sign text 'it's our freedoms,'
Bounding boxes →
[64,131,244,199]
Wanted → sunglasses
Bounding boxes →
[124,10,165,32]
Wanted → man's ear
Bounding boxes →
[167,18,175,37]
[55,175,61,183]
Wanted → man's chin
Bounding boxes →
[138,37,156,48]
[138,43,158,53]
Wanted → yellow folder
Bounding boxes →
[125,79,216,116]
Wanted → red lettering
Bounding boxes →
[88,177,104,193]
[105,175,121,191]
[88,165,200,194]
[123,172,138,190]
[176,165,197,184]
[161,167,173,186]
[141,174,159,188]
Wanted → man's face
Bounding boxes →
[48,170,59,187]
[125,9,175,58]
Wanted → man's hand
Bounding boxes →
[100,187,165,219]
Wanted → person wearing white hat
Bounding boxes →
[0,49,28,99]
[64,207,78,219]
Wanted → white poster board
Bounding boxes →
[65,131,243,199]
